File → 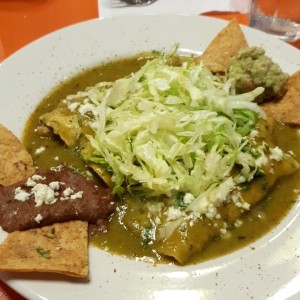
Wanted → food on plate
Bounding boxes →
[31,48,299,264]
[194,19,288,103]
[194,18,248,73]
[1,19,300,267]
[0,125,115,277]
[0,166,115,232]
[40,108,82,147]
[0,221,88,278]
[156,135,298,263]
[228,47,288,102]
[0,124,35,186]
[261,71,300,125]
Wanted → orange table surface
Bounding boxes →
[0,3,299,62]
[0,2,97,299]
[0,0,98,61]
[0,2,299,300]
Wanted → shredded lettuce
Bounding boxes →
[66,52,267,219]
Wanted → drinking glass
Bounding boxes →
[120,0,157,5]
[249,0,300,42]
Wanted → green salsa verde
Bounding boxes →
[22,53,300,265]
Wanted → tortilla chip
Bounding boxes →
[0,124,35,186]
[195,18,248,73]
[260,71,300,125]
[0,221,88,278]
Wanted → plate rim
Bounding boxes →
[1,13,300,300]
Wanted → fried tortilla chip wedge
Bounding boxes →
[0,125,89,278]
[0,221,88,278]
[0,124,35,186]
[195,18,248,73]
[260,71,300,125]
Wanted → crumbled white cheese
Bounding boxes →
[270,146,284,161]
[60,187,83,200]
[70,191,83,200]
[35,146,46,155]
[146,202,164,216]
[179,222,188,237]
[165,207,186,222]
[54,156,59,161]
[185,178,236,220]
[34,214,43,223]
[206,204,217,219]
[51,165,63,172]
[222,230,232,240]
[31,175,46,181]
[235,200,250,210]
[63,187,73,197]
[183,193,194,205]
[141,225,156,244]
[32,183,57,206]
[220,228,227,236]
[250,129,258,139]
[185,213,200,227]
[49,181,60,191]
[231,191,241,203]
[234,219,243,227]
[62,187,74,197]
[25,175,46,187]
[14,187,31,202]
[26,177,37,187]
[256,153,268,167]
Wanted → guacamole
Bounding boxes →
[228,47,288,102]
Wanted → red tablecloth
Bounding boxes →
[0,2,299,299]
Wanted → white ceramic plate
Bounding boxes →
[1,15,300,300]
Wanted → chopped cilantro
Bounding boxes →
[36,247,50,259]
[262,142,270,152]
[240,181,250,191]
[250,148,261,158]
[138,75,146,82]
[43,234,55,239]
[254,169,268,190]
[43,227,56,239]
[174,192,187,209]
[254,169,265,178]
[212,235,221,242]
[260,176,268,190]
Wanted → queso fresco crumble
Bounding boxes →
[14,173,84,223]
